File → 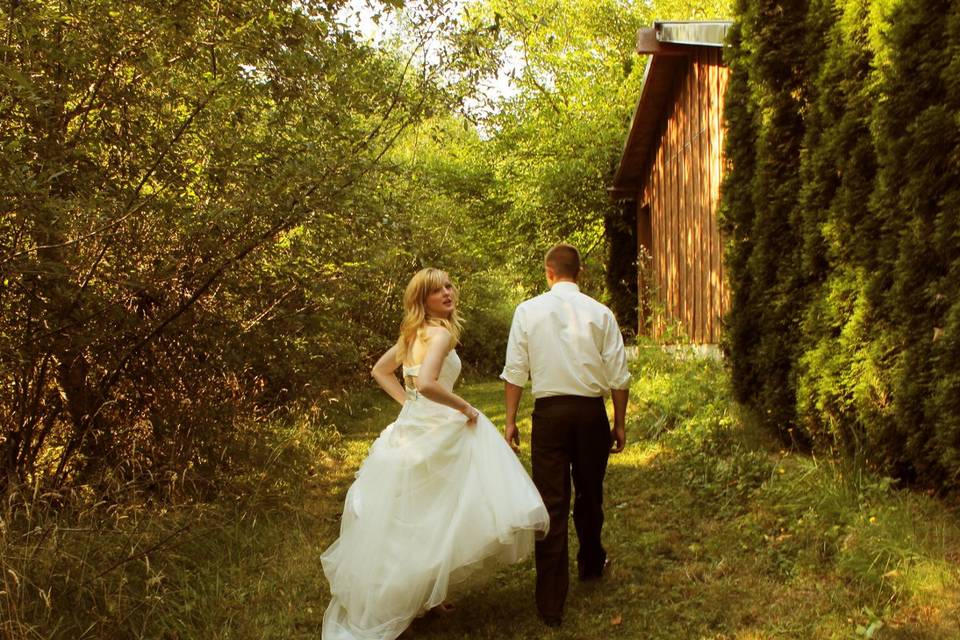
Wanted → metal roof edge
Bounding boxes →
[610,20,733,200]
[654,21,733,48]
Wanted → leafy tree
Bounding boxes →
[0,0,441,489]
[448,0,732,332]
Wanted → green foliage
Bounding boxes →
[6,357,958,638]
[630,342,776,513]
[718,5,761,406]
[794,0,883,457]
[873,0,960,484]
[719,0,811,444]
[723,0,960,487]
[605,202,639,339]
[462,0,647,299]
[0,0,513,493]
[362,115,527,372]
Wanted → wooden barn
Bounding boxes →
[610,21,732,345]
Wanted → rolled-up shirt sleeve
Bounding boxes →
[500,306,530,387]
[602,311,631,390]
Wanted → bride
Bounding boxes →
[321,268,549,640]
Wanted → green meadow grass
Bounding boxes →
[2,350,958,639]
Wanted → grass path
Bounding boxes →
[259,367,959,640]
[7,356,958,638]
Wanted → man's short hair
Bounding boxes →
[545,244,581,279]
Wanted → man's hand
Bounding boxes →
[610,388,628,453]
[504,382,524,453]
[610,423,626,453]
[504,422,521,452]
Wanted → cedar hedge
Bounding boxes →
[720,0,960,488]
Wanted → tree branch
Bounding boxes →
[2,85,219,265]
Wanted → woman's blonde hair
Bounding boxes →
[395,268,464,364]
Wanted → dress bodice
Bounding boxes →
[403,350,461,398]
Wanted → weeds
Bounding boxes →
[2,349,958,638]
[0,401,344,640]
[622,343,960,638]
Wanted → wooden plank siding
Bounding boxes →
[639,49,729,344]
[717,51,730,318]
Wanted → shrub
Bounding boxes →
[722,0,960,488]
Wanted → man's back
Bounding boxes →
[502,281,630,399]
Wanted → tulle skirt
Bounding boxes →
[321,397,549,640]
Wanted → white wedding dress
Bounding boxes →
[321,350,549,640]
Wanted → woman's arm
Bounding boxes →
[416,327,479,425]
[371,344,407,405]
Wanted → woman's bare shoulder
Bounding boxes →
[422,325,454,352]
[423,325,452,339]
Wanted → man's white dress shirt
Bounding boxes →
[500,281,631,398]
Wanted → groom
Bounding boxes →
[501,243,631,627]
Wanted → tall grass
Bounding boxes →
[2,345,957,638]
[627,340,960,638]
[0,403,343,640]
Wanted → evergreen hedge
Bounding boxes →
[721,0,960,487]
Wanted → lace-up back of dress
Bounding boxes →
[402,350,462,399]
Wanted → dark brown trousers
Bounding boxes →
[531,395,611,620]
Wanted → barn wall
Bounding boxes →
[640,48,729,344]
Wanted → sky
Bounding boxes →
[337,0,522,113]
